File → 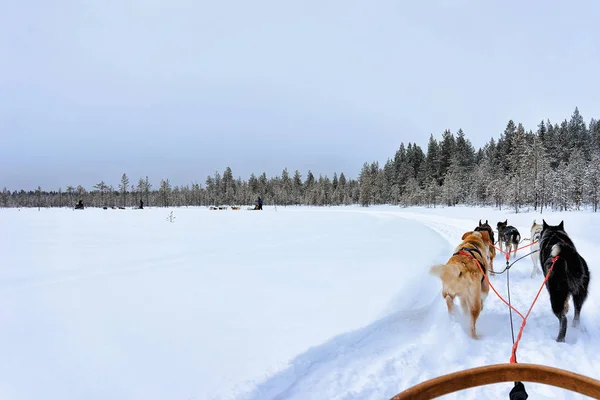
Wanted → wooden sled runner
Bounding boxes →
[390,363,600,400]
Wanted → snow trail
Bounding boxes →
[239,207,600,400]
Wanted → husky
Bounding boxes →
[475,219,496,274]
[430,231,491,339]
[538,220,590,342]
[497,220,521,258]
[529,220,543,278]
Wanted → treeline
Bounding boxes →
[2,107,599,212]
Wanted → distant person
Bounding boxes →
[75,199,84,209]
[139,199,144,209]
[257,197,263,210]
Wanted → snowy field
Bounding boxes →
[1,205,600,400]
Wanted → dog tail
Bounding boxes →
[551,243,580,261]
[429,263,462,278]
[550,243,588,286]
[429,264,446,277]
[551,244,561,258]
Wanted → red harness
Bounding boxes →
[457,249,486,282]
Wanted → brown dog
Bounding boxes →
[430,231,491,339]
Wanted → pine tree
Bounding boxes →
[35,186,41,210]
[144,176,152,206]
[507,123,530,213]
[292,170,303,204]
[425,134,442,184]
[281,168,292,206]
[1,187,9,207]
[441,157,461,207]
[568,107,589,158]
[358,162,373,206]
[222,167,235,205]
[159,178,172,207]
[94,181,108,206]
[590,118,600,153]
[304,171,315,205]
[439,130,456,180]
[585,153,600,212]
[338,172,348,205]
[567,149,587,210]
[119,173,129,207]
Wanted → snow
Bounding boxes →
[1,205,599,399]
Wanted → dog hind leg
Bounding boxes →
[460,297,468,315]
[572,290,588,328]
[444,293,455,314]
[481,278,489,306]
[468,296,482,339]
[531,255,539,278]
[551,291,569,342]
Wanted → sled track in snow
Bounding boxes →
[235,209,600,400]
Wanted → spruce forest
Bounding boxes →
[3,107,600,212]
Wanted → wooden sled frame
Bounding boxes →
[390,363,600,400]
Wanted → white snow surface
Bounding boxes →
[1,205,600,399]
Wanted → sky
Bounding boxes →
[1,0,600,190]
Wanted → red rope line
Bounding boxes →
[464,249,559,363]
[509,256,559,363]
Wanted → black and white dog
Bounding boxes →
[539,220,590,342]
[497,220,521,258]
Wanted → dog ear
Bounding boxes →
[542,219,548,229]
[485,220,488,224]
[504,219,507,224]
[461,231,472,240]
[479,219,482,226]
[559,220,564,230]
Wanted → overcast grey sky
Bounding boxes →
[2,0,599,190]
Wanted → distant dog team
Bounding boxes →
[429,217,591,343]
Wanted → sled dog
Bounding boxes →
[497,220,521,258]
[529,219,543,278]
[475,219,496,274]
[538,220,590,342]
[430,231,490,339]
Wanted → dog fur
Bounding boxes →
[538,219,591,342]
[530,219,543,278]
[475,219,496,274]
[430,231,490,339]
[497,220,521,258]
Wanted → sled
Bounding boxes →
[390,363,600,399]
